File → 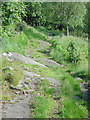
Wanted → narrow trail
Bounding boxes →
[1,38,61,118]
[2,96,31,118]
[1,36,88,118]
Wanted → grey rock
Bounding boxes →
[45,77,60,86]
[23,70,40,77]
[10,100,16,103]
[52,110,58,114]
[15,91,21,94]
[47,32,53,35]
[75,96,81,100]
[10,86,21,91]
[3,66,14,71]
[34,58,64,67]
[25,78,31,80]
[74,77,82,81]
[2,52,47,68]
[2,96,31,118]
[16,84,23,89]
[48,36,52,40]
[8,73,14,76]
[33,68,39,70]
[22,66,29,71]
[28,89,35,92]
[24,81,29,85]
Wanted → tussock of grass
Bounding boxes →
[31,79,59,118]
[22,25,47,41]
[31,96,58,118]
[0,94,11,101]
[61,96,88,118]
[2,58,23,86]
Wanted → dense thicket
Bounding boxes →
[1,2,88,36]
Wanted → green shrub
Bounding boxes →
[50,35,88,63]
[67,41,80,63]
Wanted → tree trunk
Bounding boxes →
[67,25,69,36]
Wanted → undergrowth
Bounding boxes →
[1,23,88,118]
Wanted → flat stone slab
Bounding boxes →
[23,70,40,77]
[0,103,2,120]
[2,52,46,68]
[34,40,51,51]
[34,58,64,67]
[2,96,31,118]
[46,77,60,86]
[41,77,60,86]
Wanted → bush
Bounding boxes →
[50,35,88,63]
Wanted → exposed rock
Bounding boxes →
[74,77,82,81]
[28,89,35,92]
[80,83,88,100]
[22,66,29,71]
[24,81,29,85]
[25,78,31,80]
[15,91,21,94]
[16,84,23,89]
[2,52,47,68]
[10,100,16,103]
[23,70,40,77]
[47,36,52,40]
[45,77,60,86]
[47,32,54,36]
[34,40,51,51]
[9,86,22,91]
[3,66,14,71]
[34,58,64,67]
[2,96,31,118]
[33,68,39,70]
[52,110,58,114]
[37,93,40,96]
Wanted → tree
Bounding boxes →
[2,2,26,27]
[24,2,43,27]
[51,2,87,35]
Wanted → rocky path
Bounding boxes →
[1,69,41,118]
[34,40,51,51]
[2,96,31,118]
[1,38,88,118]
[1,49,61,118]
[2,52,47,68]
[34,58,64,68]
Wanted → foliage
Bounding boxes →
[23,2,87,35]
[1,22,88,118]
[50,35,88,63]
[1,2,88,36]
[2,2,26,26]
[24,2,43,27]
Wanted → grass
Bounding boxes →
[49,35,88,82]
[37,26,64,37]
[31,96,57,118]
[60,96,88,118]
[1,22,88,118]
[22,25,47,41]
[2,58,23,86]
[31,79,59,118]
[30,50,47,59]
[0,94,11,101]
[28,64,88,118]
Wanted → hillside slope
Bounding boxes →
[1,22,88,118]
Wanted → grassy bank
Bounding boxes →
[49,35,88,82]
[1,23,88,118]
